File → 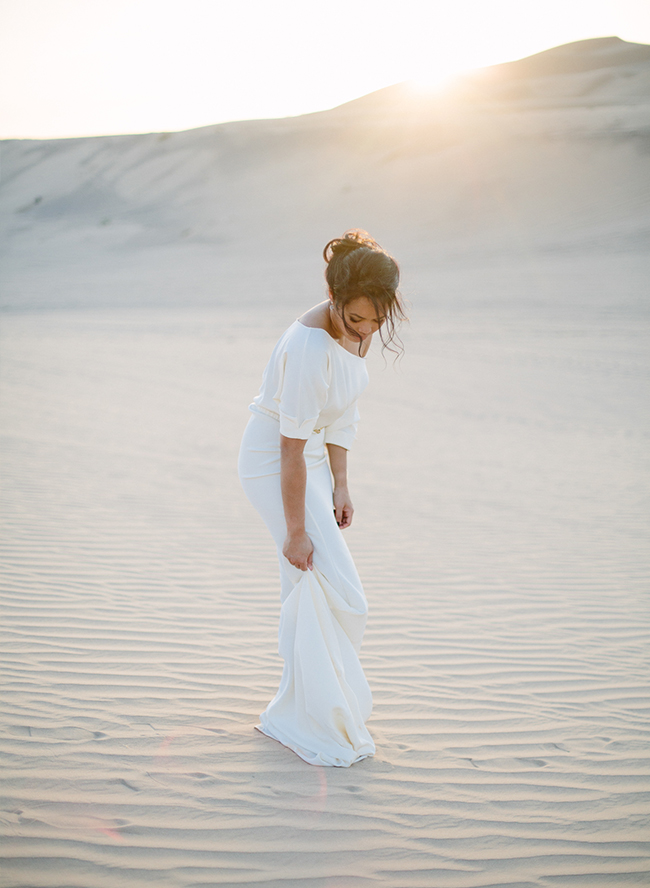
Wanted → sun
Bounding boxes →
[408,61,472,95]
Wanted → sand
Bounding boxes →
[1,36,650,888]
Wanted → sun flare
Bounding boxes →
[409,66,470,94]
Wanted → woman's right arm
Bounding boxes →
[280,435,314,571]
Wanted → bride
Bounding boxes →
[238,229,405,767]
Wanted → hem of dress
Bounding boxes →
[254,723,375,768]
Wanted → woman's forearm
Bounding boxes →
[326,443,348,490]
[280,435,308,533]
[280,435,313,570]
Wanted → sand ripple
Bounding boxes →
[1,306,649,887]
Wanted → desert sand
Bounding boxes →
[1,36,649,887]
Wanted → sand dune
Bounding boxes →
[0,36,648,310]
[1,36,650,888]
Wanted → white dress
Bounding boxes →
[238,320,375,767]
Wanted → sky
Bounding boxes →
[0,0,649,140]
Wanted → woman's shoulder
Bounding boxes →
[265,322,330,375]
[268,303,333,360]
[281,318,331,353]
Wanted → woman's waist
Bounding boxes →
[249,403,326,436]
[249,403,282,424]
[240,412,327,473]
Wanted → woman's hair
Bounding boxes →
[323,229,406,357]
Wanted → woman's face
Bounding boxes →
[331,296,385,342]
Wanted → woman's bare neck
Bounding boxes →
[298,301,330,330]
[297,301,370,357]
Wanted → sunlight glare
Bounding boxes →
[410,64,471,94]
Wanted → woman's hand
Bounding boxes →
[327,444,354,529]
[283,531,314,571]
[333,486,354,529]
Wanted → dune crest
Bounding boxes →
[1,37,648,311]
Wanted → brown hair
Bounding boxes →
[323,229,406,357]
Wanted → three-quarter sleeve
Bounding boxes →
[323,400,360,451]
[274,335,330,440]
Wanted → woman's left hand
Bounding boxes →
[333,486,354,529]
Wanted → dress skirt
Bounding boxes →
[238,411,375,767]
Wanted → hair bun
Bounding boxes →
[323,229,379,263]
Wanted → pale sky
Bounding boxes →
[1,0,649,140]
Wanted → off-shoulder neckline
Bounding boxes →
[295,320,368,360]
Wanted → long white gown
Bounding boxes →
[238,320,375,767]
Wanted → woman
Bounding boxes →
[238,229,404,767]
